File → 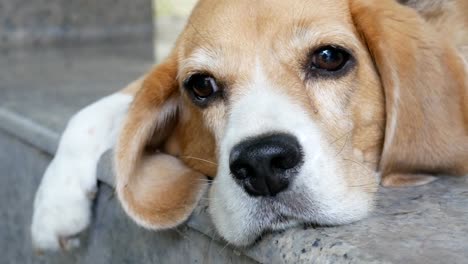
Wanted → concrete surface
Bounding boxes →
[0,0,152,46]
[1,43,468,263]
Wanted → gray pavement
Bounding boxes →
[1,43,467,263]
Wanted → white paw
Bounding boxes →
[31,92,133,252]
[31,158,96,252]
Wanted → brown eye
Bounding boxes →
[184,73,222,106]
[185,73,219,100]
[309,45,351,73]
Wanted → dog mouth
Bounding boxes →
[223,203,329,246]
[208,172,374,246]
[208,187,324,244]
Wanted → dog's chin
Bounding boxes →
[208,200,370,247]
[208,178,373,246]
[208,195,301,246]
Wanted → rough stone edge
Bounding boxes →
[0,108,59,154]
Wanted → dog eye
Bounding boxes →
[184,73,220,102]
[308,45,352,75]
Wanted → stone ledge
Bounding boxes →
[1,43,467,263]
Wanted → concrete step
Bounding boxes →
[0,0,152,47]
[1,42,467,264]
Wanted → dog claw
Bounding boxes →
[86,190,97,200]
[34,248,45,256]
[59,236,81,251]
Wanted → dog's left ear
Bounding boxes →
[115,55,208,229]
[351,0,468,187]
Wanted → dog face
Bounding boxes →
[115,0,468,246]
[180,0,384,245]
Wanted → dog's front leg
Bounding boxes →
[31,79,142,252]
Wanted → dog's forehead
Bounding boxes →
[181,0,353,56]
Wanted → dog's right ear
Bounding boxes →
[115,55,208,229]
[351,0,468,187]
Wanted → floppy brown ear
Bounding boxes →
[114,55,207,229]
[351,0,468,187]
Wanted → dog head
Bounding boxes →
[115,0,468,246]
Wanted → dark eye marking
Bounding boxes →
[304,45,355,78]
[183,73,222,107]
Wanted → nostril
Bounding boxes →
[231,165,250,180]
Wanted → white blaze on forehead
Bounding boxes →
[221,58,320,150]
[211,59,326,245]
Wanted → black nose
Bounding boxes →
[229,133,303,197]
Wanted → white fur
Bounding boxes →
[209,61,371,245]
[31,93,133,251]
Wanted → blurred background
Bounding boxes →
[155,0,197,60]
[0,0,197,59]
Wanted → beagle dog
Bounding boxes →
[32,0,468,251]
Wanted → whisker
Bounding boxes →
[331,129,352,145]
[220,239,233,253]
[343,158,372,173]
[181,156,218,165]
[335,133,350,157]
[196,177,213,182]
[185,15,218,51]
[348,183,376,188]
[199,197,214,201]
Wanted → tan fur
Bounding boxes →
[351,0,468,186]
[121,154,207,228]
[115,57,209,228]
[115,0,468,229]
[121,76,146,95]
